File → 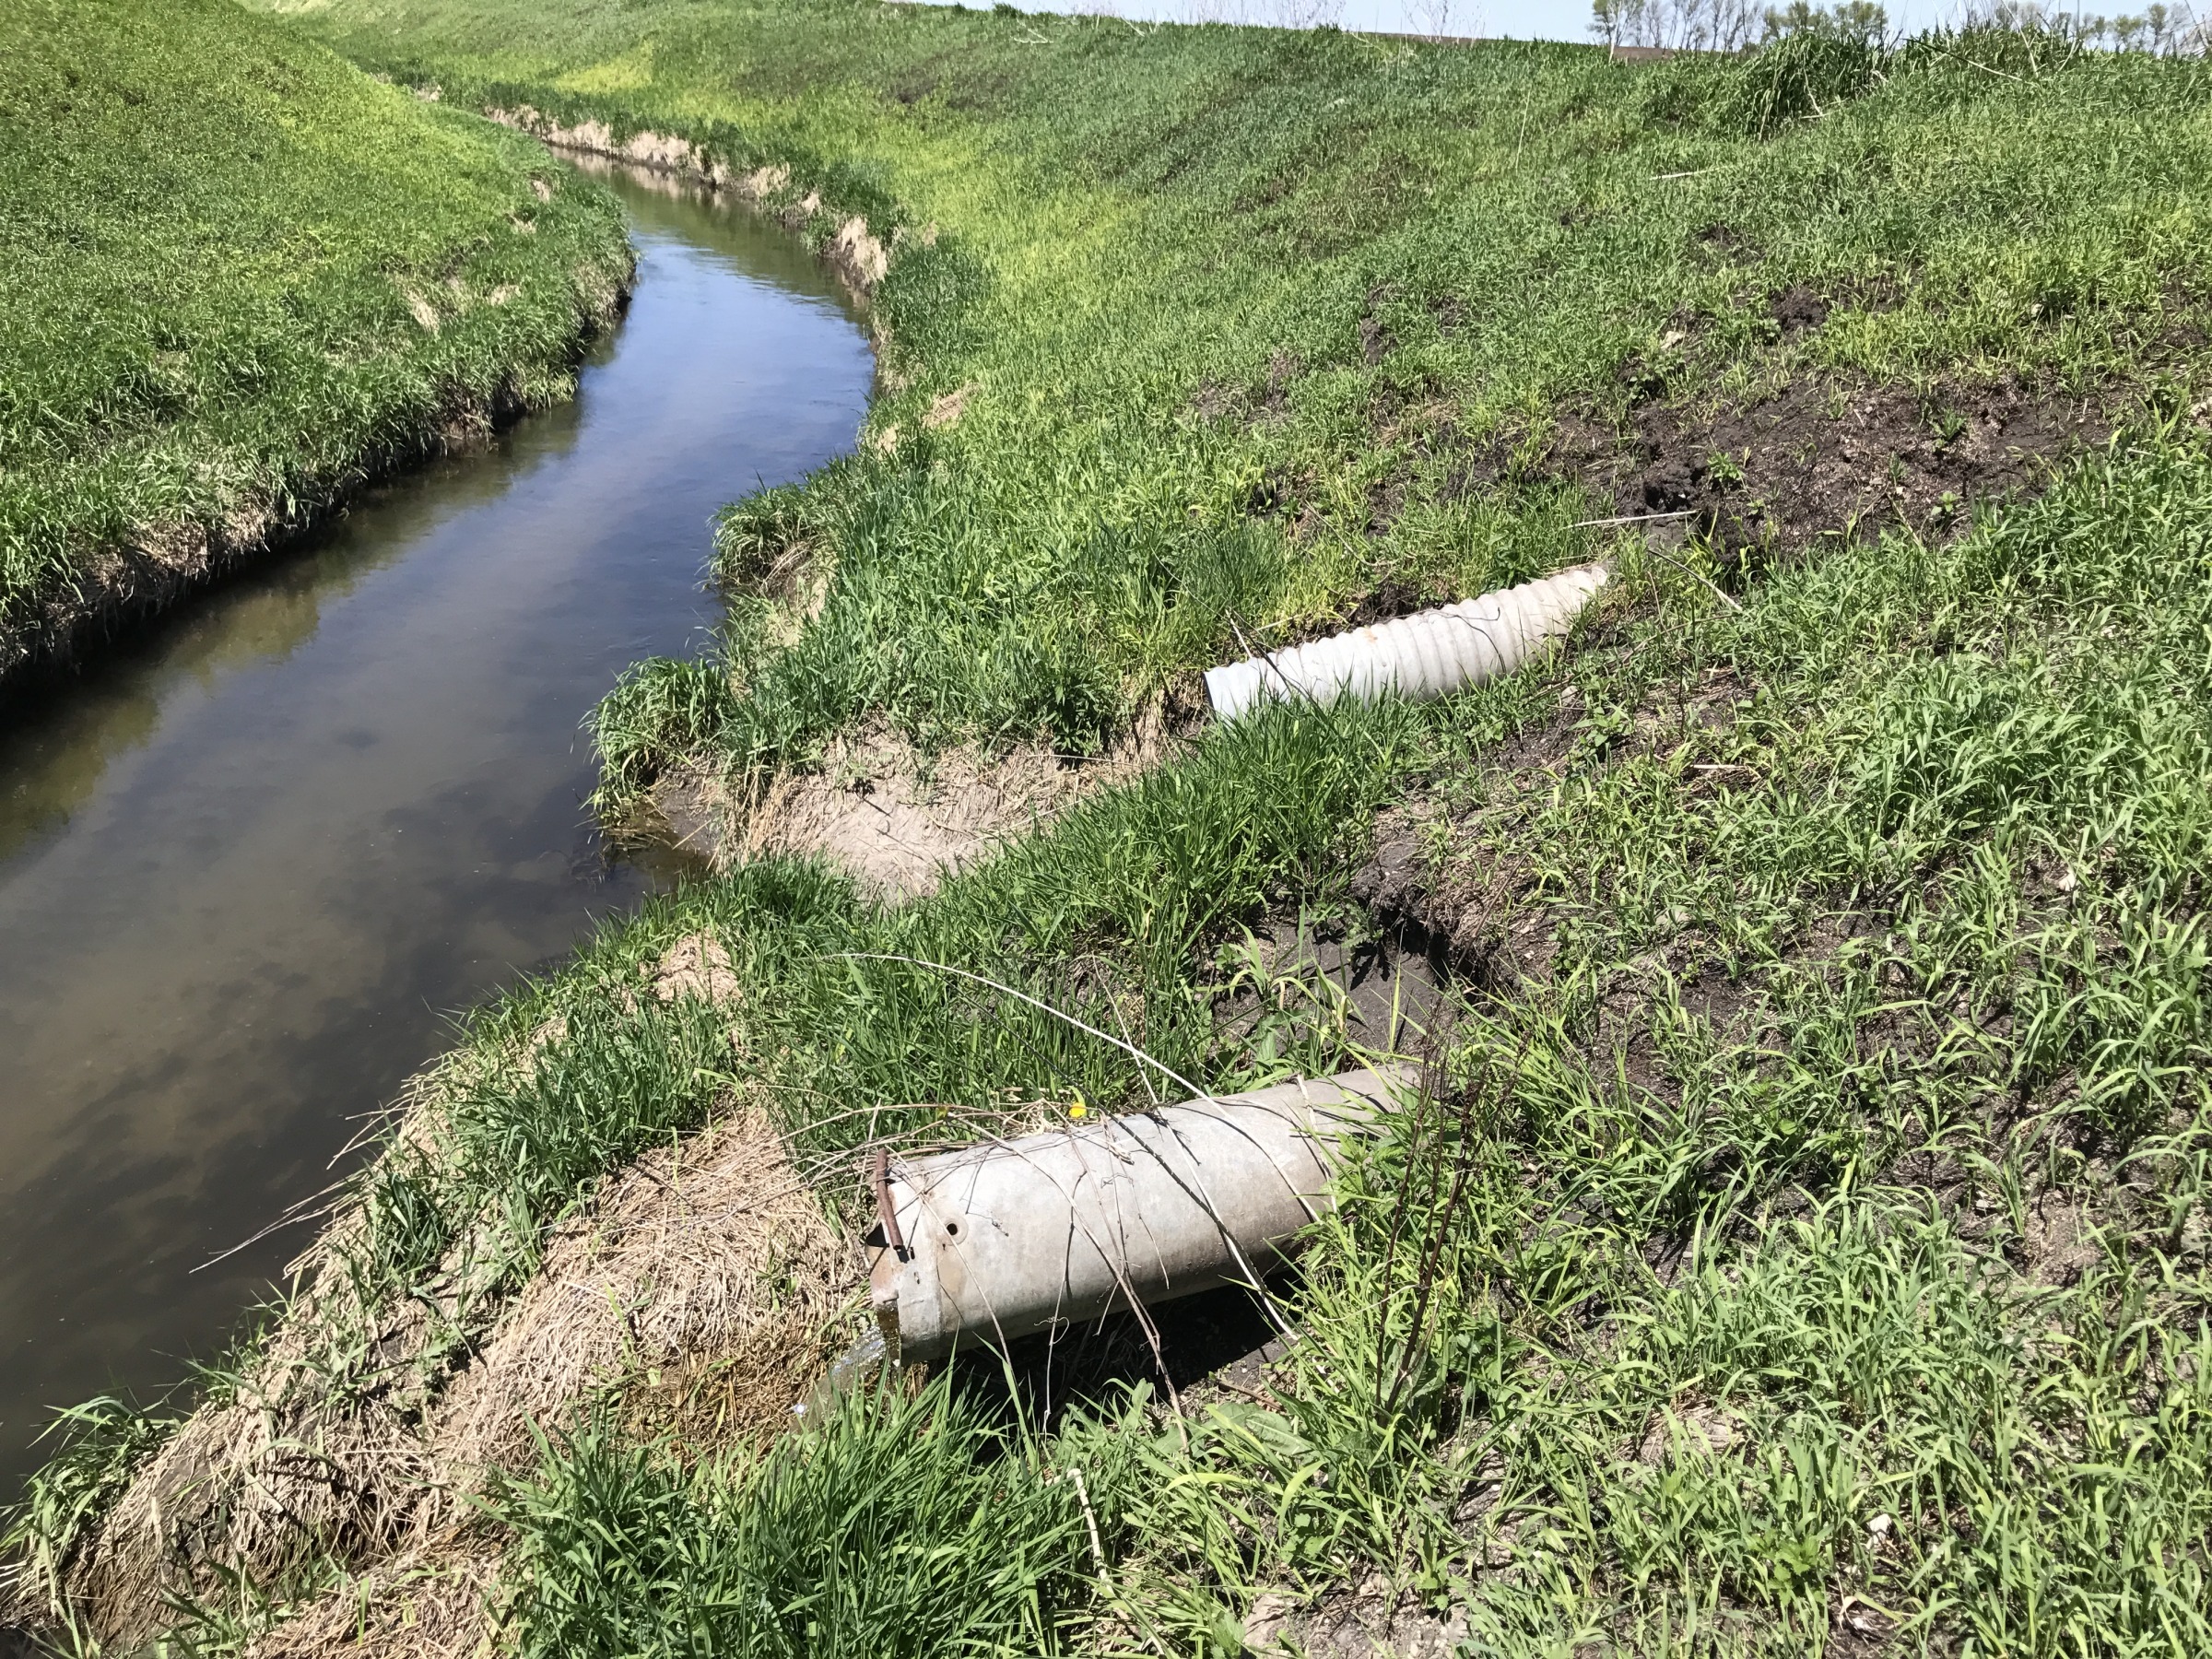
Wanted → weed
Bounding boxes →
[500,1373,1140,1657]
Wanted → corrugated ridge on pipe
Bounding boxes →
[1204,561,1607,723]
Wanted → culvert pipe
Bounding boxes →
[1205,563,1608,724]
[866,1066,1414,1363]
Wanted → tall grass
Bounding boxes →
[280,0,2212,789]
[500,1374,1143,1657]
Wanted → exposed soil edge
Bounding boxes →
[0,265,634,703]
[482,107,895,308]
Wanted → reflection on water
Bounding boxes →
[0,170,874,1495]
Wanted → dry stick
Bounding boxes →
[194,1184,354,1272]
[871,1144,906,1255]
[1368,1048,1440,1415]
[1371,1030,1459,1418]
[1070,1465,1111,1587]
[1570,509,1697,530]
[1380,1031,1514,1424]
[1382,1056,1488,1424]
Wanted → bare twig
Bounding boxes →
[1070,1464,1111,1587]
[1571,508,1697,529]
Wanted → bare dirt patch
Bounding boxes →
[654,716,1179,901]
[650,930,741,1004]
[1351,710,1587,987]
[647,757,740,863]
[923,382,975,428]
[1211,915,1451,1057]
[1559,372,2112,571]
[36,1113,853,1652]
[749,729,1159,900]
[1244,1570,1469,1657]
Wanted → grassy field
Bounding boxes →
[8,1,2212,1653]
[0,0,632,688]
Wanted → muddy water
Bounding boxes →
[0,169,872,1495]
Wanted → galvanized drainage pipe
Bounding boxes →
[867,1067,1413,1362]
[1205,563,1608,724]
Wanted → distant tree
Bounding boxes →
[1592,0,1761,50]
[1947,0,2207,51]
[1411,0,1476,39]
[1760,0,1888,39]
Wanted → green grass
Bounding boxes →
[500,1373,1144,1656]
[0,0,631,681]
[265,0,2212,785]
[11,1,2212,1653]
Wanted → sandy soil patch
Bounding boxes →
[924,382,975,428]
[35,1111,854,1651]
[644,710,1178,902]
[748,722,1171,900]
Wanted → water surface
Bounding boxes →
[0,169,873,1493]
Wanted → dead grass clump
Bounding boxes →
[53,1305,433,1648]
[45,1112,853,1650]
[427,1110,853,1483]
[650,932,742,1005]
[241,1542,502,1659]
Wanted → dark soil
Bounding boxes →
[1338,573,1429,629]
[1768,283,1830,339]
[1350,712,1583,988]
[1208,912,1452,1052]
[1557,371,2112,575]
[947,1279,1287,1430]
[1358,279,1399,366]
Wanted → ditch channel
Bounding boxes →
[0,166,874,1496]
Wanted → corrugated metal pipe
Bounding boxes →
[1205,562,1608,724]
[865,1066,1414,1363]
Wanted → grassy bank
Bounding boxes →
[0,0,632,688]
[9,1,2212,1653]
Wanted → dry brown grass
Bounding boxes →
[52,1099,857,1651]
[244,1540,502,1659]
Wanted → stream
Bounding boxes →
[0,166,873,1496]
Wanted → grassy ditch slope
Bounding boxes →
[10,2,2212,1654]
[0,0,632,688]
